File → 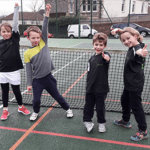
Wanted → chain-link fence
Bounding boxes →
[0,0,150,38]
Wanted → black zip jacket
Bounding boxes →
[86,52,110,93]
[0,31,23,72]
[124,43,145,92]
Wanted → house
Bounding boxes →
[45,0,149,20]
[1,12,44,25]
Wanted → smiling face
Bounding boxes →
[93,40,106,55]
[0,26,12,40]
[27,31,41,47]
[120,32,139,48]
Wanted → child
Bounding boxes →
[24,4,73,121]
[83,33,111,133]
[112,27,149,141]
[0,3,30,120]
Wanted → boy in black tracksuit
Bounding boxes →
[83,33,111,133]
[113,27,148,141]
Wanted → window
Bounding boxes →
[31,21,34,24]
[70,0,73,13]
[82,0,97,12]
[82,0,86,12]
[141,3,144,13]
[122,0,125,11]
[23,21,26,25]
[132,1,135,12]
[93,0,97,11]
[87,0,91,12]
[83,25,89,29]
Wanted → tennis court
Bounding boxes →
[0,38,150,150]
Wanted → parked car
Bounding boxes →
[110,23,150,38]
[23,30,53,38]
[67,24,98,38]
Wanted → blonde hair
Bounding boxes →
[26,26,42,37]
[118,27,143,43]
[93,32,108,46]
[0,22,12,32]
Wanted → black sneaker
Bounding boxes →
[113,119,132,128]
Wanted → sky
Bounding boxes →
[0,0,45,16]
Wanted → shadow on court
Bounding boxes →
[0,104,149,150]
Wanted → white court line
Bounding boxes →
[52,52,86,75]
[0,90,28,108]
[0,51,60,109]
[0,51,84,108]
[69,42,84,48]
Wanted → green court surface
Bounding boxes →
[0,37,150,150]
[20,37,150,51]
[0,104,149,150]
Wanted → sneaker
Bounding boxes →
[113,119,132,128]
[18,105,31,115]
[66,109,73,118]
[99,123,106,132]
[1,110,10,120]
[130,130,149,141]
[30,112,38,121]
[84,122,94,132]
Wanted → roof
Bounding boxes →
[2,12,44,21]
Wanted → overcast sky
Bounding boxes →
[0,0,45,16]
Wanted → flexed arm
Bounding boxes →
[13,3,19,33]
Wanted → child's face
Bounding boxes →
[93,40,106,55]
[0,26,12,40]
[121,32,139,48]
[27,31,41,47]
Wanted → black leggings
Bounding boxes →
[1,83,22,107]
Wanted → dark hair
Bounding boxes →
[0,22,12,32]
[26,26,42,37]
[93,32,108,46]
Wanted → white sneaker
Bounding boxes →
[84,122,94,132]
[66,109,73,118]
[30,112,38,121]
[99,123,106,132]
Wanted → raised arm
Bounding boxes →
[13,3,19,33]
[42,4,51,43]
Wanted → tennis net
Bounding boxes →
[1,46,150,114]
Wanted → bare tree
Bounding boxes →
[26,0,45,25]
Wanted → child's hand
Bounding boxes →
[102,52,110,61]
[27,86,32,91]
[45,4,51,17]
[111,28,122,35]
[15,3,19,6]
[46,4,51,11]
[136,45,148,57]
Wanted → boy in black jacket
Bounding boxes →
[112,27,148,141]
[83,33,111,133]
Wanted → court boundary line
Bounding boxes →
[9,70,87,150]
[0,51,86,110]
[69,42,85,48]
[0,126,149,149]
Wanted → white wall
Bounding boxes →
[102,0,148,18]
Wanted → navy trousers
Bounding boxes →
[32,73,69,113]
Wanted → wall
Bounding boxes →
[102,0,148,18]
